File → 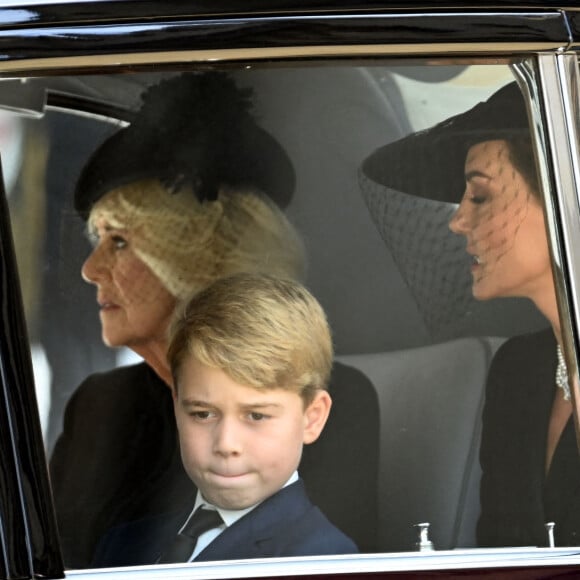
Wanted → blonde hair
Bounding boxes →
[168,273,333,404]
[88,179,306,299]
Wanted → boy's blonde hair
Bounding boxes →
[88,179,306,300]
[168,273,333,404]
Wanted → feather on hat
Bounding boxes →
[74,72,295,218]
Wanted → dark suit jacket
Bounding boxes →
[93,479,358,567]
[477,328,580,547]
[50,361,379,568]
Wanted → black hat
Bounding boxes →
[358,81,531,338]
[361,81,530,204]
[74,72,295,219]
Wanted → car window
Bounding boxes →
[1,60,572,570]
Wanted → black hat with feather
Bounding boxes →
[74,72,295,219]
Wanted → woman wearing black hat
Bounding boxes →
[361,81,579,548]
[50,72,379,568]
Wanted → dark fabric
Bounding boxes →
[477,328,580,547]
[93,479,357,567]
[74,73,295,218]
[302,361,379,553]
[50,360,379,568]
[49,363,195,569]
[157,507,223,563]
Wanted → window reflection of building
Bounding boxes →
[40,112,117,452]
[1,106,119,449]
[2,113,51,437]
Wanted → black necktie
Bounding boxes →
[158,508,223,563]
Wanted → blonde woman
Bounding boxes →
[50,72,379,568]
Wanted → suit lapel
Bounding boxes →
[195,480,312,561]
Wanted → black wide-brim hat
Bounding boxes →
[361,81,530,204]
[359,81,532,338]
[74,72,295,219]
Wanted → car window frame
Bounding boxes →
[524,53,580,448]
[1,5,580,579]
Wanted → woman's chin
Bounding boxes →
[471,281,496,302]
[101,331,129,348]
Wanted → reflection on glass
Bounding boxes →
[1,62,572,569]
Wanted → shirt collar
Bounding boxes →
[191,470,299,528]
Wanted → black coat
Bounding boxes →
[477,328,580,547]
[93,479,358,567]
[50,361,379,568]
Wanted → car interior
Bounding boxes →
[2,60,552,561]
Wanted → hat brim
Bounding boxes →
[361,81,530,204]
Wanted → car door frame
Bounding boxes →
[1,3,580,579]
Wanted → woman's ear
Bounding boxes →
[302,390,332,444]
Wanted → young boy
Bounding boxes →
[162,272,358,562]
[93,273,357,566]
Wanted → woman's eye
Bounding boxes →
[111,235,128,249]
[469,194,487,205]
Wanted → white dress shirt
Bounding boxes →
[184,471,299,561]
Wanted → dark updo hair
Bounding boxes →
[505,136,540,200]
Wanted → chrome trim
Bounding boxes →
[0,43,566,76]
[510,60,572,345]
[560,8,575,51]
[64,548,580,579]
[530,53,580,444]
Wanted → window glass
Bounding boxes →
[2,61,567,569]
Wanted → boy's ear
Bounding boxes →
[303,390,332,445]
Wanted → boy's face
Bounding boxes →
[174,356,331,510]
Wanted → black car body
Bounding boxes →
[1,2,580,579]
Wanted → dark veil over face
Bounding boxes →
[359,81,535,337]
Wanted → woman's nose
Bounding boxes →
[213,418,242,457]
[449,198,470,235]
[81,244,109,284]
